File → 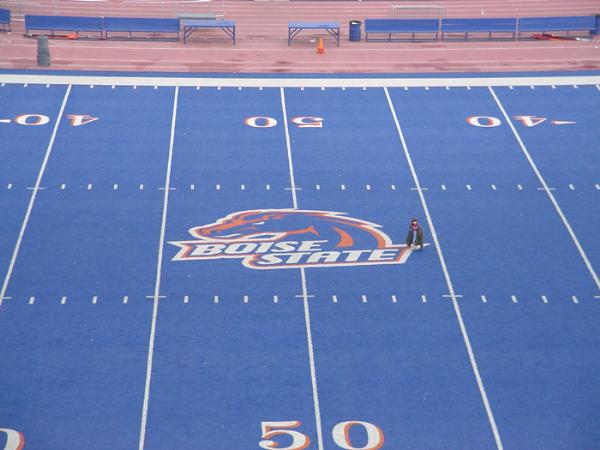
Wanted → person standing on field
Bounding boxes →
[406,218,424,250]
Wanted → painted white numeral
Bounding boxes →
[466,116,501,128]
[67,114,99,127]
[0,428,25,450]
[291,116,323,128]
[259,421,310,450]
[14,114,50,126]
[245,116,278,128]
[332,421,384,450]
[513,115,546,127]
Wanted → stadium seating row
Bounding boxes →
[365,16,597,42]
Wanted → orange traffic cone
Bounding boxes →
[317,38,324,54]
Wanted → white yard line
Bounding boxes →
[384,87,504,450]
[1,74,600,88]
[0,85,71,308]
[280,87,324,450]
[138,86,179,450]
[489,86,600,291]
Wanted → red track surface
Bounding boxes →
[0,0,599,73]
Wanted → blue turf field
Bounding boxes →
[0,74,599,450]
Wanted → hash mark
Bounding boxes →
[243,295,249,304]
[361,295,368,303]
[7,183,12,190]
[466,184,472,190]
[266,184,270,190]
[341,184,346,190]
[595,184,600,190]
[517,184,523,190]
[568,184,575,190]
[316,184,320,190]
[87,184,92,190]
[541,295,548,304]
[365,184,371,191]
[92,296,98,304]
[29,296,35,305]
[441,184,446,190]
[273,295,279,304]
[139,184,144,190]
[190,184,195,190]
[241,184,245,190]
[184,295,189,304]
[511,295,518,303]
[571,295,579,304]
[391,184,396,190]
[491,184,497,190]
[391,295,397,303]
[332,295,338,303]
[216,184,221,190]
[123,296,129,304]
[60,184,66,190]
[421,294,427,303]
[481,295,488,303]
[113,184,119,190]
[61,296,67,305]
[214,295,219,304]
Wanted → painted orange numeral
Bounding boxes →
[332,421,384,450]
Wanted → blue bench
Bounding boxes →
[288,22,340,46]
[0,8,10,32]
[103,17,180,41]
[364,19,439,41]
[182,19,236,44]
[517,16,596,38]
[25,15,104,38]
[442,18,517,40]
[24,15,180,40]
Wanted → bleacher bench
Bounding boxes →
[103,17,179,40]
[24,15,180,40]
[0,8,11,32]
[365,19,439,41]
[25,15,104,38]
[442,18,517,40]
[517,16,596,38]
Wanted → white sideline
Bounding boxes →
[489,86,600,291]
[384,87,504,450]
[280,87,325,450]
[0,85,71,308]
[138,86,179,450]
[1,74,600,88]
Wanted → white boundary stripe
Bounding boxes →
[1,74,600,89]
[0,85,71,309]
[489,87,600,291]
[384,87,504,450]
[139,86,179,450]
[280,87,324,450]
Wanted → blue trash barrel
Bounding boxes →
[593,14,600,35]
[349,20,361,42]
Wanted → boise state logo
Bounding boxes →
[170,209,418,270]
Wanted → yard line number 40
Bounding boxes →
[259,420,384,450]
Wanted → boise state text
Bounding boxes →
[170,209,418,270]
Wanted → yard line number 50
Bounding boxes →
[259,420,384,450]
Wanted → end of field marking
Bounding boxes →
[541,295,548,304]
[421,294,427,303]
[511,295,518,303]
[480,295,488,303]
[571,295,579,304]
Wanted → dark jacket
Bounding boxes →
[406,224,424,247]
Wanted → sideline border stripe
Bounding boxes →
[138,86,179,450]
[0,85,71,309]
[280,87,325,450]
[384,87,504,450]
[489,86,600,291]
[1,74,600,88]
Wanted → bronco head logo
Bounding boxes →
[189,209,391,249]
[170,209,421,270]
